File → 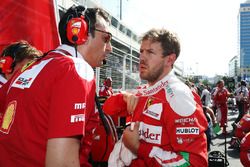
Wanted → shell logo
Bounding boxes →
[72,27,79,35]
[0,101,17,134]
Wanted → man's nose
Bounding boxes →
[139,52,146,60]
[106,42,112,53]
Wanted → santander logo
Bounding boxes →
[139,122,162,144]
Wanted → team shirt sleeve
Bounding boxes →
[47,63,88,138]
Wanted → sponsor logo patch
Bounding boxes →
[139,122,162,144]
[176,127,199,135]
[70,114,85,123]
[143,103,162,120]
[176,137,194,144]
[0,101,17,134]
[74,103,86,110]
[146,98,153,108]
[175,117,197,125]
[139,80,169,96]
[12,58,52,89]
[21,60,36,72]
[15,77,33,86]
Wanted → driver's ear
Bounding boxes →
[164,53,176,67]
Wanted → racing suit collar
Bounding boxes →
[56,44,84,60]
[137,70,175,96]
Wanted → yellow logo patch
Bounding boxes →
[146,98,153,108]
[21,60,36,72]
[0,101,17,134]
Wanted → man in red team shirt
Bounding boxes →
[213,80,231,133]
[99,77,113,97]
[0,40,42,120]
[104,28,208,166]
[0,5,112,167]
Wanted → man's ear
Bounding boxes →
[164,53,176,66]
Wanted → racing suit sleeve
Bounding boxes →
[102,93,128,117]
[137,143,190,167]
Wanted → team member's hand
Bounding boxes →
[121,91,139,115]
[122,122,140,154]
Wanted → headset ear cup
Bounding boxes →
[66,16,88,45]
[0,56,14,74]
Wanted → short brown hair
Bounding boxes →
[141,28,180,59]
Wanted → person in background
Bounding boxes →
[99,77,113,97]
[201,85,212,107]
[92,76,117,167]
[233,80,249,126]
[200,84,216,151]
[213,80,231,133]
[0,5,112,167]
[211,82,219,115]
[0,40,42,82]
[187,82,216,151]
[191,83,198,94]
[203,106,217,151]
[184,80,198,94]
[104,28,208,166]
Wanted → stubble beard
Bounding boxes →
[140,63,164,84]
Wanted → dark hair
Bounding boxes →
[241,80,247,87]
[185,80,191,87]
[105,77,112,82]
[59,5,110,46]
[1,40,42,63]
[217,80,224,85]
[140,28,180,59]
